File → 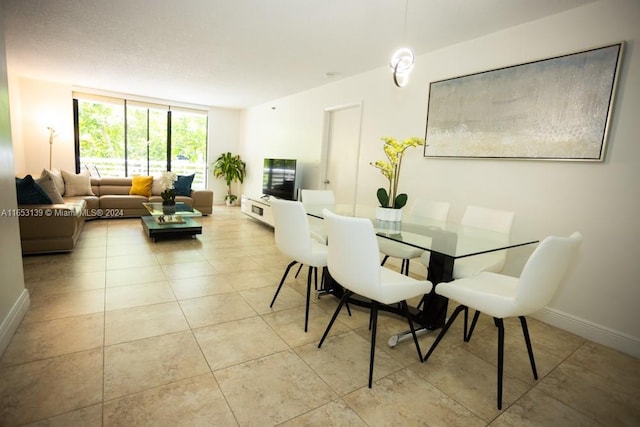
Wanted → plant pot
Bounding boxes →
[376,219,402,233]
[376,206,402,222]
[162,201,176,215]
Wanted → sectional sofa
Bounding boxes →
[18,175,213,254]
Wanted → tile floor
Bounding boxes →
[1,206,639,426]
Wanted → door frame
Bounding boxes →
[319,102,364,212]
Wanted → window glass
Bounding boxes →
[171,109,208,188]
[75,93,208,186]
[77,98,125,176]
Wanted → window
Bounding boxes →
[73,93,208,188]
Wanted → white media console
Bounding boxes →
[240,195,274,227]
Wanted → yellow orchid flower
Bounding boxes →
[370,136,425,208]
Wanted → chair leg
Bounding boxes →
[496,317,505,410]
[463,306,468,340]
[402,259,410,276]
[381,255,389,266]
[294,263,304,278]
[465,310,481,342]
[401,300,423,362]
[519,316,538,380]
[423,304,466,361]
[313,266,318,291]
[270,260,298,307]
[369,300,378,388]
[318,290,353,348]
[304,266,312,332]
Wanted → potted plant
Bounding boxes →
[370,136,424,221]
[211,152,246,206]
[159,171,177,214]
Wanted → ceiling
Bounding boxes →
[2,0,596,109]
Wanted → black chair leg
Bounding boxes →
[270,260,297,307]
[519,316,538,380]
[294,263,304,278]
[423,304,466,361]
[369,301,378,388]
[401,300,423,362]
[304,266,312,332]
[402,259,410,276]
[313,267,318,291]
[465,310,481,342]
[381,255,389,266]
[496,317,505,410]
[318,290,353,347]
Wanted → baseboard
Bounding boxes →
[0,289,30,356]
[532,307,640,359]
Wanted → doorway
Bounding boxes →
[320,103,363,214]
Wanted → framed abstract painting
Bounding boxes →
[423,42,624,161]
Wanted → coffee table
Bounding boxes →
[141,202,203,242]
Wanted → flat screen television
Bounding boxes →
[262,158,299,200]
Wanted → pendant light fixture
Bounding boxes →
[390,0,414,87]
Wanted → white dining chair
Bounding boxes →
[318,209,433,388]
[300,189,335,244]
[379,199,450,276]
[268,198,328,332]
[423,232,583,409]
[421,205,514,279]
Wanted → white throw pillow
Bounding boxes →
[36,174,65,204]
[151,176,163,196]
[41,168,65,196]
[62,170,95,196]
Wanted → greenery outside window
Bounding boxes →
[73,92,208,188]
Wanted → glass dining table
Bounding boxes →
[304,203,539,345]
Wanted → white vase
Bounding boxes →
[375,207,403,222]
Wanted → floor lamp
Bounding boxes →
[47,126,56,169]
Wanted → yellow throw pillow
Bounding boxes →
[129,175,153,197]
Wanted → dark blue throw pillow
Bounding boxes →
[174,174,195,196]
[15,174,53,204]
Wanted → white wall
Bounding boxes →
[239,0,640,357]
[0,17,30,356]
[11,78,75,176]
[208,107,242,204]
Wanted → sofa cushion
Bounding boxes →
[41,168,65,195]
[16,175,53,204]
[36,174,65,204]
[129,175,153,197]
[100,195,148,209]
[174,174,195,196]
[62,170,95,196]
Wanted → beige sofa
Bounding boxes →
[19,177,213,254]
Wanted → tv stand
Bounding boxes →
[240,195,274,227]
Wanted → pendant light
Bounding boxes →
[390,0,414,87]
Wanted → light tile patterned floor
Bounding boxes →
[1,206,639,426]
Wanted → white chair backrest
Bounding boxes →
[270,198,312,259]
[515,232,582,314]
[462,205,514,234]
[323,209,381,294]
[411,199,450,221]
[300,190,335,206]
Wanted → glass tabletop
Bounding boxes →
[142,202,202,217]
[305,204,538,259]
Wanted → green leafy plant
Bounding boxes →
[370,136,425,209]
[211,152,246,204]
